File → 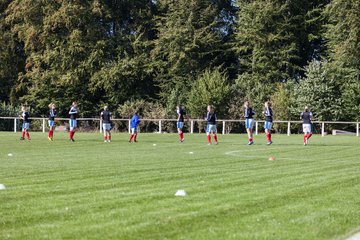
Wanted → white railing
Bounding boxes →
[0,117,359,137]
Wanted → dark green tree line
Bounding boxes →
[0,0,358,122]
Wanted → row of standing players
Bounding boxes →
[19,101,314,146]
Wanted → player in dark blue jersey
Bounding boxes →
[263,101,273,145]
[101,106,112,143]
[205,105,218,145]
[69,102,78,142]
[48,103,57,141]
[244,101,255,145]
[176,105,188,142]
[20,105,31,140]
[129,111,141,143]
[301,106,313,146]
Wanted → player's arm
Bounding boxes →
[205,112,210,121]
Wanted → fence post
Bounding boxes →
[14,118,17,133]
[99,119,102,133]
[321,122,325,137]
[128,120,131,134]
[159,120,162,133]
[356,123,359,137]
[190,120,194,134]
[42,118,46,133]
[255,122,258,135]
[287,122,291,136]
[222,121,225,135]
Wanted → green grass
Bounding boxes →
[0,132,359,240]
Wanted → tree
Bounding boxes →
[0,0,26,103]
[152,0,236,106]
[234,0,329,109]
[187,69,231,118]
[4,0,158,116]
[323,0,360,121]
[293,60,342,121]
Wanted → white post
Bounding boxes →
[190,120,194,134]
[356,123,359,137]
[159,120,162,133]
[42,118,46,133]
[321,122,325,137]
[287,122,291,136]
[255,122,258,135]
[128,120,131,134]
[14,118,17,133]
[99,119,102,133]
[222,121,225,135]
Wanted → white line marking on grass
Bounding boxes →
[346,232,360,240]
[225,149,292,160]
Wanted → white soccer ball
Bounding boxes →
[153,144,157,146]
[0,184,6,190]
[189,152,194,154]
[7,153,13,157]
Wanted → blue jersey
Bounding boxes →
[206,112,217,125]
[69,106,78,119]
[130,114,140,128]
[244,107,255,119]
[263,107,273,122]
[49,109,57,121]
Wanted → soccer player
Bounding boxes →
[176,105,188,142]
[101,106,112,143]
[129,111,141,143]
[69,102,78,142]
[244,101,255,145]
[301,106,313,146]
[20,106,31,140]
[263,101,273,145]
[48,103,57,141]
[205,105,218,145]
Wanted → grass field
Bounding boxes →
[0,132,359,240]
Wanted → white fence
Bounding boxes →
[0,117,359,137]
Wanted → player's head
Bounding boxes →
[244,101,250,107]
[72,101,77,107]
[134,110,139,115]
[49,103,55,109]
[21,105,27,112]
[304,106,309,112]
[104,106,108,111]
[176,105,180,110]
[265,101,271,107]
[207,105,214,113]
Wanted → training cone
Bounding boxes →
[0,184,6,190]
[268,156,276,161]
[175,190,187,197]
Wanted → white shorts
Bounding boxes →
[303,124,312,133]
[245,118,254,130]
[206,124,217,133]
[264,121,272,130]
[22,123,30,130]
[131,127,137,134]
[103,123,111,131]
